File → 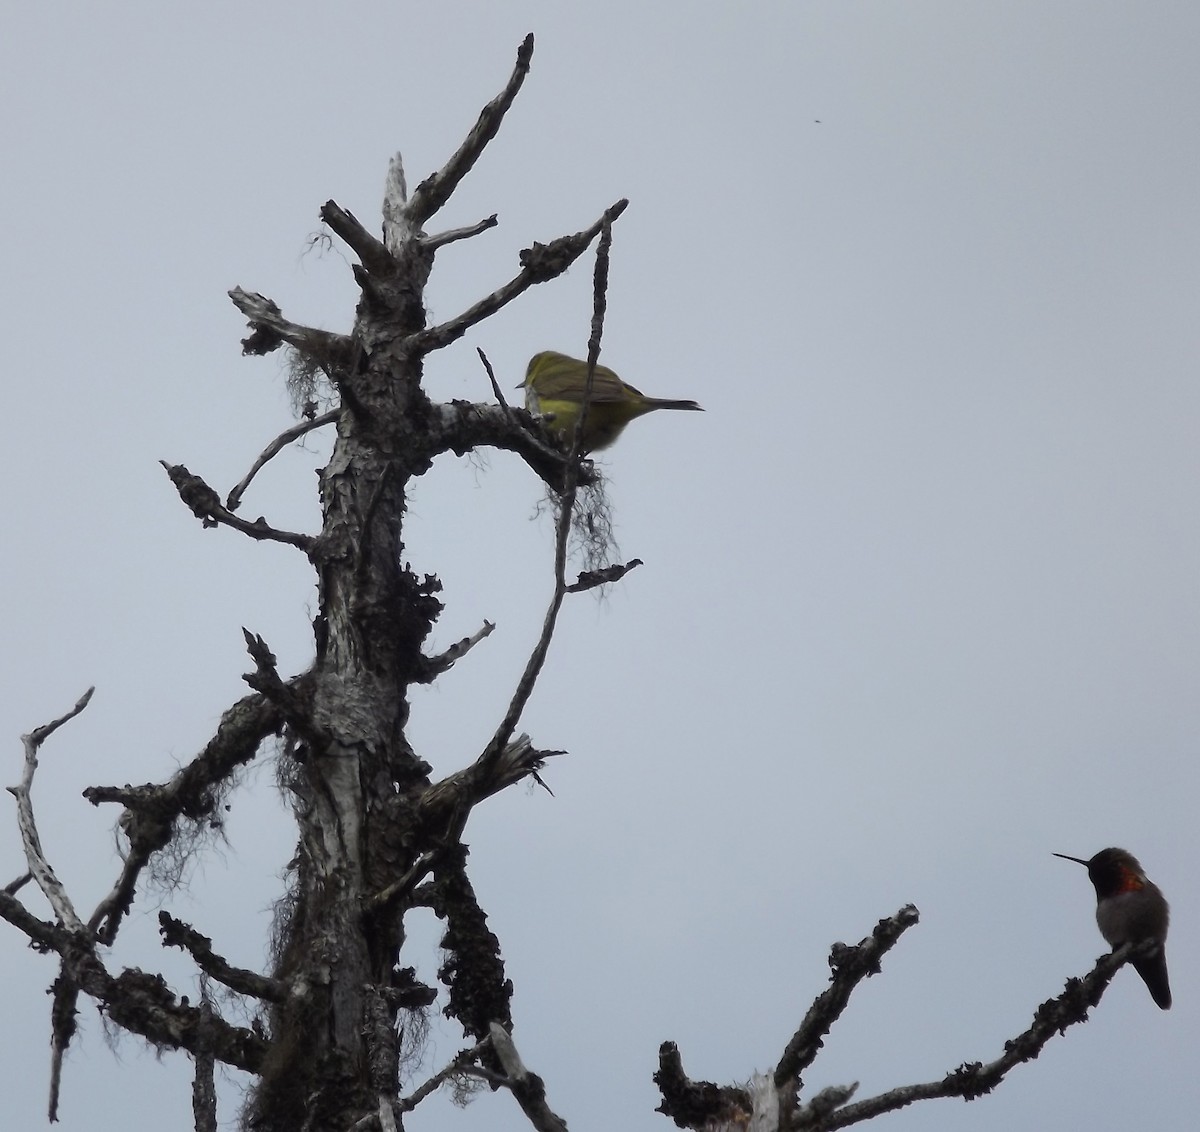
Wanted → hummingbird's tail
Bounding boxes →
[1133,945,1172,1010]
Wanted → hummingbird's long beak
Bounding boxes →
[1053,852,1089,866]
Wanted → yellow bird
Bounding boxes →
[520,351,703,452]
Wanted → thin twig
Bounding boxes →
[226,409,339,511]
[568,222,612,464]
[478,217,617,771]
[477,348,511,412]
[426,215,498,251]
[398,1040,488,1113]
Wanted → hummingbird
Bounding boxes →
[1054,847,1171,1009]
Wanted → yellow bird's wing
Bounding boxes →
[525,351,634,404]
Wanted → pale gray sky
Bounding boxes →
[2,3,1198,1130]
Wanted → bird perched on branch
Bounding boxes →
[520,351,703,453]
[1054,847,1171,1009]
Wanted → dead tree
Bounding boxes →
[1,35,1153,1132]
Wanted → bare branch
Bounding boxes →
[320,201,395,276]
[91,849,162,948]
[426,215,498,252]
[0,888,69,950]
[241,632,301,716]
[226,409,339,511]
[364,851,437,918]
[487,1023,569,1132]
[657,908,1142,1131]
[9,689,94,933]
[654,1042,751,1129]
[566,559,642,593]
[406,34,535,227]
[427,399,593,492]
[161,461,314,551]
[411,199,628,354]
[422,621,496,680]
[4,872,31,895]
[159,912,286,1003]
[419,737,563,837]
[21,687,94,749]
[776,905,920,1090]
[793,1084,860,1128]
[227,287,354,367]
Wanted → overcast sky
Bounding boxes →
[2,3,1198,1130]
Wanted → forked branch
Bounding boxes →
[84,690,283,943]
[412,199,628,354]
[793,940,1157,1130]
[2,694,270,1119]
[656,904,1149,1131]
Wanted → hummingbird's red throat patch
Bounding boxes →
[1117,867,1146,894]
